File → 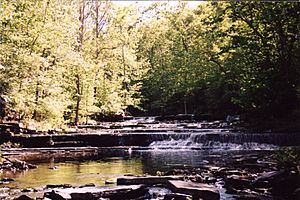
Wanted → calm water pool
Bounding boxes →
[1,158,143,189]
[0,148,271,190]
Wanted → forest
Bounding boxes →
[0,0,299,130]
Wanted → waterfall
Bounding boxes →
[148,131,300,150]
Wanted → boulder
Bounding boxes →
[101,185,149,200]
[225,176,251,190]
[44,190,66,200]
[253,170,285,183]
[51,184,148,200]
[168,180,220,200]
[14,195,33,200]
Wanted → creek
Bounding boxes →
[0,118,299,199]
[1,147,277,199]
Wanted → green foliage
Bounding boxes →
[0,0,148,128]
[223,2,300,118]
[275,147,300,169]
[0,1,299,127]
[138,2,300,119]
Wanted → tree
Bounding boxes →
[138,1,300,120]
[222,2,300,118]
[0,0,79,129]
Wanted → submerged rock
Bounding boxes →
[0,178,14,182]
[49,166,58,170]
[105,178,117,185]
[117,175,184,185]
[79,183,95,188]
[46,184,73,189]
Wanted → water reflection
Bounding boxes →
[136,149,270,173]
[0,148,273,193]
[0,158,144,189]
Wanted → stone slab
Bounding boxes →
[168,180,220,200]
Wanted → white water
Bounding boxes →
[149,133,279,151]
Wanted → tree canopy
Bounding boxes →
[0,1,299,129]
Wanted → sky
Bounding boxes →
[113,1,203,8]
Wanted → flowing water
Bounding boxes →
[1,119,299,199]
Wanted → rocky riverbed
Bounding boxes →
[0,118,299,199]
[0,148,298,200]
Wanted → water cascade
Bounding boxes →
[148,130,299,150]
[7,120,300,148]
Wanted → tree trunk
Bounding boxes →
[95,0,100,59]
[184,98,187,115]
[78,0,85,51]
[75,74,81,125]
[122,44,127,108]
[75,0,85,125]
[33,79,40,120]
